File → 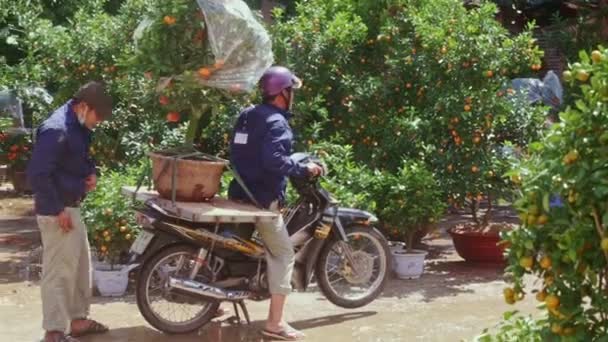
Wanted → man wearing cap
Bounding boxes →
[229,66,322,340]
[27,81,112,342]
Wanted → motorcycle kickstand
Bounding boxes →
[227,300,251,325]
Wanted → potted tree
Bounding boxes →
[130,0,272,201]
[82,167,142,297]
[0,131,32,193]
[375,161,446,279]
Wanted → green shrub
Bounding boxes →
[475,311,545,342]
[501,47,608,340]
[82,163,145,265]
[375,161,446,251]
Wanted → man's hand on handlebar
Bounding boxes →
[306,163,324,177]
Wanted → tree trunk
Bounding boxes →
[471,199,480,228]
[601,0,608,41]
[482,193,493,228]
[261,0,278,24]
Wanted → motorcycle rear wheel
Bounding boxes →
[316,225,391,309]
[136,244,220,334]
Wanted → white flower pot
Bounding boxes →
[94,264,138,297]
[392,249,428,280]
[388,241,406,254]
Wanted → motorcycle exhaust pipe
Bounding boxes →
[168,277,251,301]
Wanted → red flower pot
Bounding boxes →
[448,226,506,263]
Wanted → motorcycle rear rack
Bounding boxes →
[122,186,278,224]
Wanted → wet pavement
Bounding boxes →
[0,194,539,342]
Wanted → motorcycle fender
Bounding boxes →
[301,238,327,290]
[133,228,187,265]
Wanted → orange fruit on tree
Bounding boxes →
[540,256,552,269]
[537,214,549,225]
[471,165,479,173]
[592,50,603,64]
[163,15,176,25]
[464,104,472,112]
[536,290,547,302]
[551,324,563,335]
[198,67,212,79]
[545,294,560,310]
[119,226,128,233]
[100,245,108,252]
[486,70,494,78]
[125,234,132,240]
[159,95,169,106]
[601,238,608,252]
[166,111,181,123]
[163,15,177,26]
[519,256,534,269]
[576,70,590,82]
[472,136,481,144]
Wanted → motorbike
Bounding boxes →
[128,153,391,334]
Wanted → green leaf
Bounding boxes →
[542,193,550,212]
[6,35,18,46]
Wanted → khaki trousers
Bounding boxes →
[256,202,295,295]
[37,207,92,332]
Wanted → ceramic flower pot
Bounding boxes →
[448,225,509,263]
[392,249,428,279]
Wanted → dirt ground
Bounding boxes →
[0,189,539,342]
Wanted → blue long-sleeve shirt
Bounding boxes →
[228,104,308,208]
[26,100,96,215]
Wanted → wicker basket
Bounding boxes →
[149,151,227,202]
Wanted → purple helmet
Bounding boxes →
[259,66,302,97]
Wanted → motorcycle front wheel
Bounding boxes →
[316,225,391,309]
[136,244,220,334]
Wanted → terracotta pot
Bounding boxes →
[448,227,505,263]
[149,152,227,202]
[10,170,31,193]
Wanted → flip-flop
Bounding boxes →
[70,319,109,338]
[261,328,305,341]
[40,332,80,342]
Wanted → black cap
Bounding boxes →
[73,81,112,119]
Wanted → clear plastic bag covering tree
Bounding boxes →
[196,0,274,92]
[134,0,273,93]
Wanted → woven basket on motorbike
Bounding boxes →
[149,151,227,202]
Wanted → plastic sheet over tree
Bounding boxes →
[195,0,274,93]
[134,0,273,94]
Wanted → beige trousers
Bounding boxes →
[37,207,92,333]
[256,202,295,295]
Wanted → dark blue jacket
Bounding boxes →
[228,104,307,208]
[26,100,96,215]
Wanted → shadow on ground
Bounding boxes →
[379,205,515,303]
[82,312,377,342]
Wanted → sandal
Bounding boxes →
[70,319,109,338]
[261,327,305,341]
[40,332,80,342]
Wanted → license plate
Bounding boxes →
[130,231,155,254]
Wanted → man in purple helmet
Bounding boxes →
[229,66,322,340]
